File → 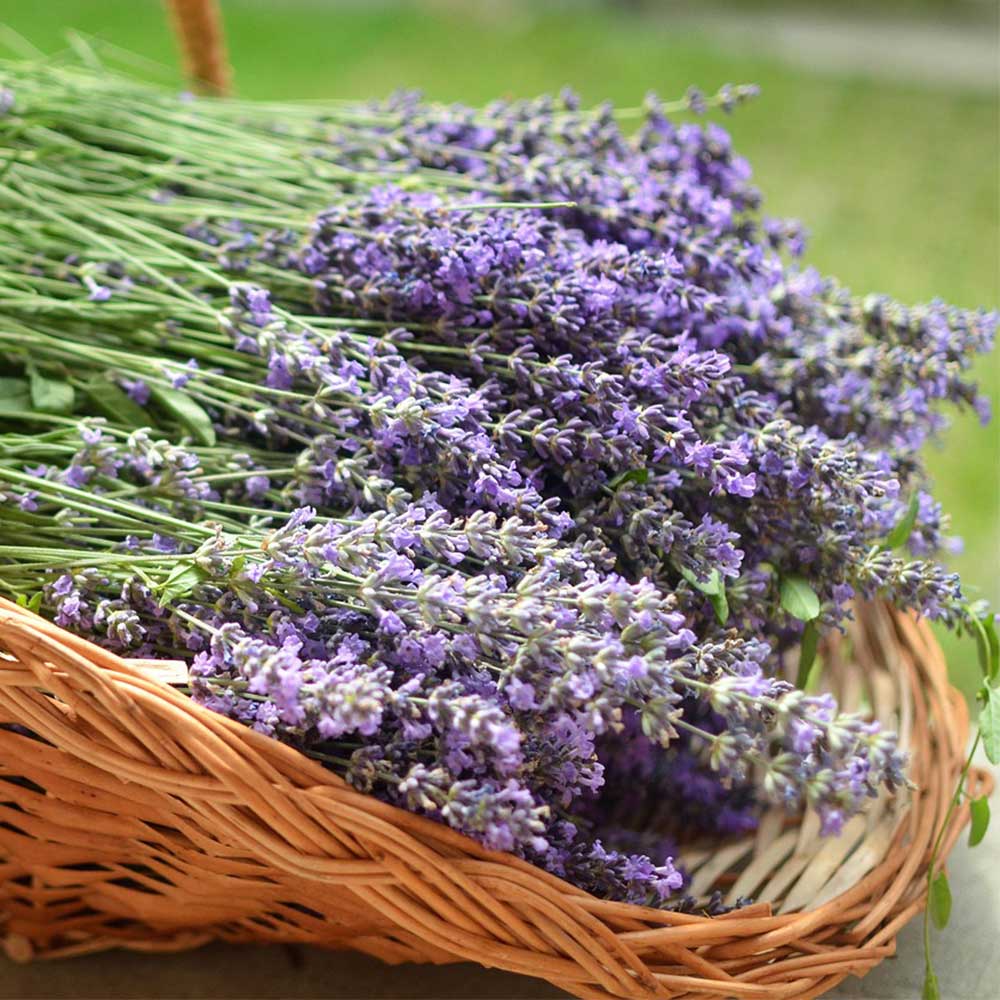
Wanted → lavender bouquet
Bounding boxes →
[0,58,995,929]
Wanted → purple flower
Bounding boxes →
[122,378,151,405]
[244,475,270,499]
[83,275,112,301]
[63,464,89,488]
[168,359,199,389]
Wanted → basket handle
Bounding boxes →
[164,0,230,96]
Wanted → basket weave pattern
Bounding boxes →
[0,597,988,999]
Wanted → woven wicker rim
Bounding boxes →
[0,596,989,998]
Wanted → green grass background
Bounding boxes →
[2,0,997,693]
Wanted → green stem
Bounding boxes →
[923,731,981,987]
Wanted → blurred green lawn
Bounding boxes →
[3,0,998,693]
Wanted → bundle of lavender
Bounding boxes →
[0,58,995,913]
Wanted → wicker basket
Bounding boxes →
[0,7,990,995]
[0,596,988,998]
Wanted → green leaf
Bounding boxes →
[262,585,307,617]
[708,588,729,626]
[972,616,991,681]
[796,620,820,689]
[149,385,216,446]
[780,574,821,622]
[679,565,722,596]
[16,593,43,613]
[969,795,990,848]
[608,467,649,490]
[969,609,998,685]
[980,685,1000,766]
[880,492,920,552]
[28,368,75,415]
[158,562,206,605]
[985,616,1000,685]
[677,565,728,624]
[0,376,32,414]
[929,871,952,930]
[82,373,149,428]
[922,968,940,1000]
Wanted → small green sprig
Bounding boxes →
[922,606,998,999]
